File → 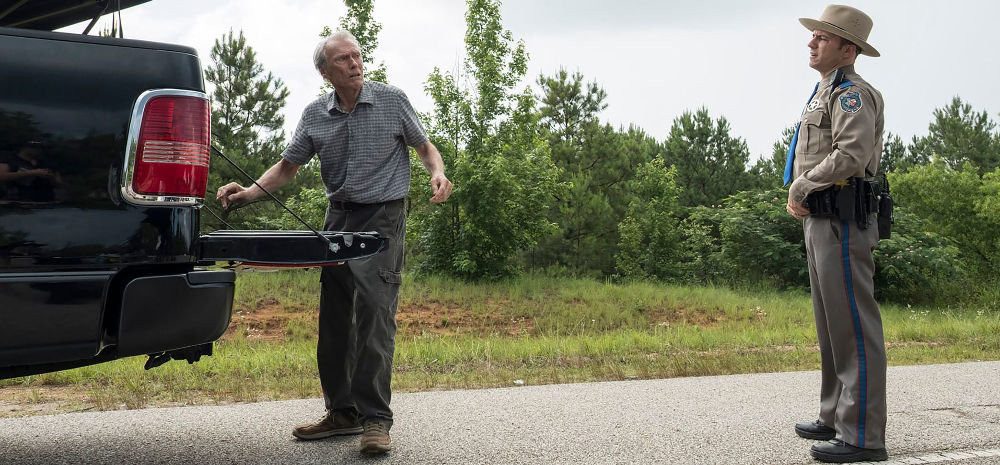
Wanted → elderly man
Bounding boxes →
[217,30,452,455]
[783,5,888,463]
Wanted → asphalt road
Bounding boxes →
[1,361,999,464]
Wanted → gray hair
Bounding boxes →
[313,30,361,72]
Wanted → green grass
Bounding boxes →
[2,271,998,416]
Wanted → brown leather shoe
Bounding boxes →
[291,411,362,440]
[360,422,392,454]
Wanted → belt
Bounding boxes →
[329,198,403,211]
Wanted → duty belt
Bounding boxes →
[805,177,892,238]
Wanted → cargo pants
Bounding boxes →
[317,198,405,429]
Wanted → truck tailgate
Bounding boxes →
[198,230,384,266]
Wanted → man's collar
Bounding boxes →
[326,81,375,114]
[823,64,856,87]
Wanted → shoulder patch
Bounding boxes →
[839,91,863,114]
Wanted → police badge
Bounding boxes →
[840,91,863,114]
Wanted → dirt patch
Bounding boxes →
[397,300,533,337]
[223,298,534,341]
[223,304,312,342]
[0,385,215,418]
[253,296,280,309]
[0,385,93,417]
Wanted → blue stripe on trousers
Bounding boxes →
[840,220,868,447]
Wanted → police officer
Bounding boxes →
[783,5,888,463]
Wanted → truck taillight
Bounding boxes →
[133,96,210,197]
[123,89,211,205]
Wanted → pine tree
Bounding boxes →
[203,29,305,232]
[879,132,911,175]
[910,97,1000,174]
[663,108,754,207]
[530,69,656,275]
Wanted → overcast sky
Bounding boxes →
[65,0,1000,162]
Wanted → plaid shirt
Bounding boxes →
[282,81,428,204]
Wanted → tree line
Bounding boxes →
[202,0,1000,309]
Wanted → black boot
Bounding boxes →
[794,419,835,440]
[811,439,888,463]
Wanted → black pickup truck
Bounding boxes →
[0,1,380,379]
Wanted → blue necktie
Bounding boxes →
[783,82,820,186]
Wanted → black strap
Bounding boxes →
[209,140,337,252]
[82,0,112,35]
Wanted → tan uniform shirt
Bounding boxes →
[789,65,884,204]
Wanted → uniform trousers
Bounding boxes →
[317,198,405,429]
[803,214,887,449]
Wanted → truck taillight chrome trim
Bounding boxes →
[122,89,211,206]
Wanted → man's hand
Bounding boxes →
[415,141,452,204]
[216,182,248,210]
[214,160,301,210]
[786,197,810,220]
[429,173,452,203]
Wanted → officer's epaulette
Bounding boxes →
[832,68,855,90]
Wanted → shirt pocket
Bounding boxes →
[803,110,830,155]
